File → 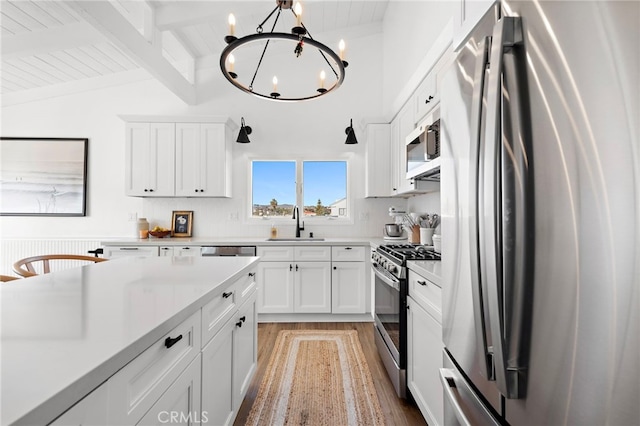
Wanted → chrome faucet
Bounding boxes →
[292,206,305,238]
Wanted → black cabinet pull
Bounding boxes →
[200,189,204,192]
[164,334,183,348]
[418,280,427,286]
[161,247,170,251]
[290,264,293,271]
[248,272,256,277]
[333,266,337,270]
[222,291,233,298]
[144,189,148,192]
[149,189,154,192]
[235,316,246,328]
[345,247,353,250]
[183,247,190,250]
[295,264,299,271]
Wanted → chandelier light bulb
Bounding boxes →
[272,76,278,92]
[294,2,302,26]
[228,54,235,71]
[319,70,326,88]
[339,39,346,60]
[228,14,236,36]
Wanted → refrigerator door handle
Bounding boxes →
[485,15,532,399]
[468,36,494,382]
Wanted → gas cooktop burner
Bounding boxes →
[377,244,441,262]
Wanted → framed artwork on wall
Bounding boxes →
[0,137,88,216]
[172,210,193,237]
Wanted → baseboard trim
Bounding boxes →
[258,313,373,323]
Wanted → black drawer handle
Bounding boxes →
[235,316,246,328]
[290,264,293,271]
[222,291,233,298]
[248,272,256,277]
[418,280,428,286]
[165,334,183,348]
[345,247,353,250]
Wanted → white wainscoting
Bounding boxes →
[1,239,102,277]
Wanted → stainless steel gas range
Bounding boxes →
[371,244,441,398]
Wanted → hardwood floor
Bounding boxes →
[234,322,427,425]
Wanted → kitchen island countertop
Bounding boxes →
[0,256,259,425]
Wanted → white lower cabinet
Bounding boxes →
[201,269,257,426]
[50,382,108,425]
[159,246,200,257]
[256,246,331,314]
[201,317,234,426]
[104,246,159,258]
[137,354,202,426]
[331,261,366,314]
[407,270,444,426]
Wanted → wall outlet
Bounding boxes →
[228,212,239,221]
[359,211,369,221]
[127,212,137,221]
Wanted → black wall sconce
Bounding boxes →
[345,118,358,144]
[236,117,252,143]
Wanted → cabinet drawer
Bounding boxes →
[408,271,442,323]
[107,310,201,425]
[294,245,331,261]
[331,246,365,262]
[202,282,237,347]
[257,246,294,261]
[236,267,258,307]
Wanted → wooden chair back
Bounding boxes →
[13,254,108,278]
[0,275,20,282]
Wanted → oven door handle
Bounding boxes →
[372,264,400,291]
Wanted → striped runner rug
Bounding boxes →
[245,330,386,426]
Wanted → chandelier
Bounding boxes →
[219,1,348,102]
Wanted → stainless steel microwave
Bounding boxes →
[405,110,440,180]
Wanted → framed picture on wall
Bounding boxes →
[172,211,193,237]
[0,137,88,216]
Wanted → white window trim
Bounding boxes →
[247,156,353,224]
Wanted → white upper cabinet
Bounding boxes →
[365,123,392,198]
[452,0,499,51]
[175,123,232,197]
[125,123,175,197]
[122,116,236,198]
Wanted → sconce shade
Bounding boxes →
[237,117,252,143]
[345,119,358,144]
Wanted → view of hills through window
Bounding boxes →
[252,160,347,218]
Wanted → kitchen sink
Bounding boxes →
[265,238,325,241]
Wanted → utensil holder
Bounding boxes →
[409,225,420,243]
[420,228,435,246]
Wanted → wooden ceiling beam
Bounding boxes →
[67,0,197,105]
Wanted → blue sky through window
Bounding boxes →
[252,160,347,209]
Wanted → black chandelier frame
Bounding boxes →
[219,3,348,102]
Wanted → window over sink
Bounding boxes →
[250,159,349,220]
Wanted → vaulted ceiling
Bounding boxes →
[1,1,389,105]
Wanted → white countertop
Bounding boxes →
[0,256,259,426]
[407,260,442,287]
[100,237,384,247]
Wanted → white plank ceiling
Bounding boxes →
[0,0,388,104]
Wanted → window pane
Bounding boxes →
[302,161,347,217]
[252,161,296,217]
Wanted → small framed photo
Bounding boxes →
[171,210,193,237]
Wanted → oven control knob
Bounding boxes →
[389,265,397,274]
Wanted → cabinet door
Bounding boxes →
[103,246,159,258]
[174,246,200,257]
[390,119,400,195]
[396,103,415,194]
[126,123,175,197]
[175,123,201,197]
[50,383,108,425]
[365,123,392,198]
[414,73,437,123]
[232,294,257,411]
[331,261,366,314]
[137,354,202,426]
[453,0,498,51]
[200,123,230,197]
[257,261,294,313]
[202,318,234,426]
[407,296,444,426]
[294,262,331,313]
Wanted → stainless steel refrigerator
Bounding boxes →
[440,1,639,425]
